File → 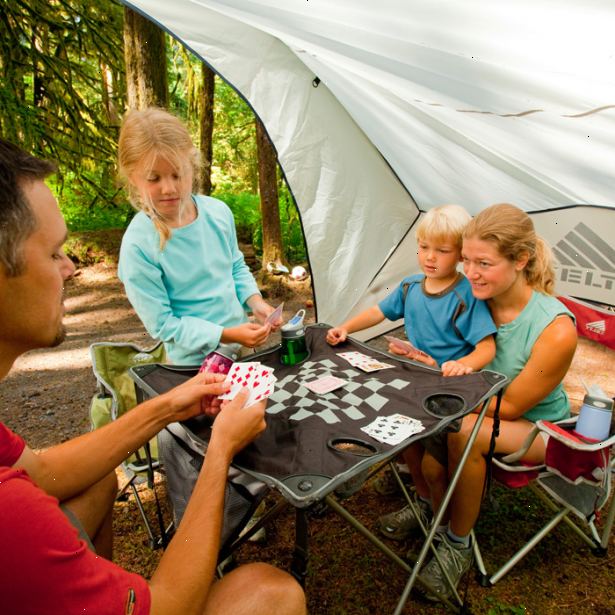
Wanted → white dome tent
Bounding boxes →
[122,0,615,346]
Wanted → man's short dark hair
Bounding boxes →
[0,139,57,276]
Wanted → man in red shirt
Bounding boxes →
[0,139,306,615]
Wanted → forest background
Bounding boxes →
[1,0,305,269]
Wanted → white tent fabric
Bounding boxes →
[124,0,615,335]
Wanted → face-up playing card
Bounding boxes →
[218,361,277,406]
[337,351,395,372]
[384,335,428,357]
[265,302,284,326]
[361,414,425,445]
[303,375,347,394]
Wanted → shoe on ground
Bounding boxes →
[378,498,431,541]
[418,533,472,602]
[372,466,411,496]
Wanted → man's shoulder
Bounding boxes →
[0,422,25,467]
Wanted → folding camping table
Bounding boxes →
[130,324,507,613]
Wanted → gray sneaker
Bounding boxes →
[418,533,473,602]
[372,466,412,496]
[378,498,431,541]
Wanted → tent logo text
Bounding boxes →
[553,222,615,292]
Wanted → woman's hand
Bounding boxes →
[441,360,474,377]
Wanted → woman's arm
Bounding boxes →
[486,316,577,420]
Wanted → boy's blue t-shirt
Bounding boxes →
[378,274,496,367]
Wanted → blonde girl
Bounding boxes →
[117,108,279,529]
[118,107,278,366]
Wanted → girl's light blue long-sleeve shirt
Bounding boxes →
[118,195,260,365]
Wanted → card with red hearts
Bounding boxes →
[218,361,277,406]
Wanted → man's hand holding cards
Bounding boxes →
[218,361,277,406]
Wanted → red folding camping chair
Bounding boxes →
[473,415,615,585]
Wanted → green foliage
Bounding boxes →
[1,0,307,267]
[0,0,125,205]
[484,596,527,614]
[216,190,306,265]
[50,173,133,231]
[212,79,258,193]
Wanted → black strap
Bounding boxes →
[483,389,503,503]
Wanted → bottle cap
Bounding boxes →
[281,309,306,338]
[582,394,613,411]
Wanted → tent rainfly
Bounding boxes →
[122,0,615,347]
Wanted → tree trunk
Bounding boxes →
[199,63,215,195]
[123,7,168,109]
[255,118,285,269]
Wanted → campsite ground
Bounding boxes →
[1,240,614,615]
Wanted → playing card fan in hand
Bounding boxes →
[218,361,277,406]
[384,335,428,357]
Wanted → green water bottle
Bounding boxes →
[280,309,308,366]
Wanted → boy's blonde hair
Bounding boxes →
[463,203,556,295]
[415,204,472,249]
[118,107,201,248]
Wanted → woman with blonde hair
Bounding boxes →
[419,203,577,601]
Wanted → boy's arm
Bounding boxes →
[441,335,496,377]
[326,306,386,345]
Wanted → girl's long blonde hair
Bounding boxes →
[118,107,200,248]
[463,203,556,295]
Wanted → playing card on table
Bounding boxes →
[303,375,347,395]
[384,335,428,357]
[336,351,394,372]
[337,351,369,366]
[361,414,425,445]
[265,302,284,326]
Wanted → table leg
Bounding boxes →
[392,396,496,614]
[291,508,309,586]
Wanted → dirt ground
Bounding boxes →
[1,258,614,615]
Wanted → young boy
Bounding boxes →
[326,204,496,540]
